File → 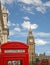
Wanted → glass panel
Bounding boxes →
[5,50,25,53]
[8,61,12,65]
[7,60,22,65]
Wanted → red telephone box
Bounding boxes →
[0,41,29,65]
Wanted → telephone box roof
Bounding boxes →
[1,41,28,49]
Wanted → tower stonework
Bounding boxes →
[0,1,9,44]
[27,28,35,64]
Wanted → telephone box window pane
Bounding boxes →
[5,50,25,53]
[8,60,22,65]
[8,61,12,65]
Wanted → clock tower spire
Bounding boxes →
[27,28,35,64]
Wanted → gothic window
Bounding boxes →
[3,14,6,17]
[0,30,1,32]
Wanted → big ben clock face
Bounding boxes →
[29,39,33,42]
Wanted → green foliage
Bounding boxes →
[42,59,48,62]
[35,58,40,63]
[30,61,35,65]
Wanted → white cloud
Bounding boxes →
[31,24,38,29]
[7,9,10,15]
[35,39,47,45]
[36,6,46,13]
[21,21,30,29]
[44,1,50,7]
[46,51,50,55]
[1,0,50,14]
[1,0,14,4]
[21,21,38,29]
[7,21,11,26]
[9,31,15,36]
[9,29,28,38]
[33,0,42,6]
[17,0,44,13]
[23,16,30,20]
[7,21,16,27]
[17,0,33,4]
[22,5,34,14]
[9,27,21,36]
[17,0,50,14]
[17,0,42,5]
[36,32,50,37]
[35,1,50,13]
[1,0,32,5]
[14,28,21,32]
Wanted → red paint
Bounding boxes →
[40,61,49,65]
[0,41,29,65]
[34,59,49,65]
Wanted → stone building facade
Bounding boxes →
[0,1,9,44]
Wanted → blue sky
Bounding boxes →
[1,0,50,55]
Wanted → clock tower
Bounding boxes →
[27,28,35,64]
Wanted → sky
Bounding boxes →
[1,0,50,55]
